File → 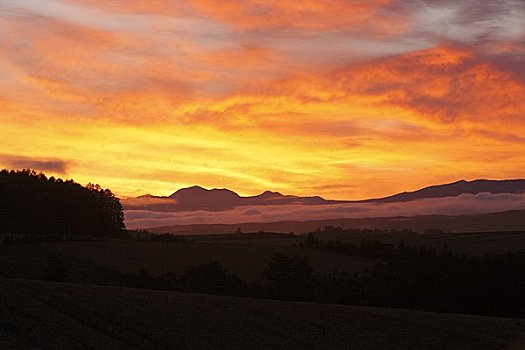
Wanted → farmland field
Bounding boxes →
[1,278,524,350]
[3,230,524,285]
[2,241,372,282]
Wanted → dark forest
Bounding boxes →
[0,169,125,239]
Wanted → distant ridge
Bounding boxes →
[147,209,525,235]
[123,179,525,212]
[169,186,240,199]
[124,185,335,212]
[366,179,525,203]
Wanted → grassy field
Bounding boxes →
[0,244,122,284]
[2,230,523,285]
[185,232,302,246]
[2,229,523,286]
[1,278,524,350]
[2,241,372,282]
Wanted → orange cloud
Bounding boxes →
[65,0,406,35]
[187,0,405,34]
[0,0,524,202]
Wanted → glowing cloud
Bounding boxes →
[0,0,524,200]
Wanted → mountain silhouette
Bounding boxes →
[124,185,335,212]
[123,179,525,212]
[167,186,241,210]
[169,186,240,200]
[366,179,525,203]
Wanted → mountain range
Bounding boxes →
[123,179,525,212]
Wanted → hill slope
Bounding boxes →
[1,278,524,350]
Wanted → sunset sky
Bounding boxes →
[1,0,524,200]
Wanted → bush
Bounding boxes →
[264,253,314,300]
[181,261,246,296]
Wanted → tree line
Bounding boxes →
[17,210,525,318]
[301,230,524,317]
[0,169,125,238]
[42,230,521,318]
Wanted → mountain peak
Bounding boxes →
[169,186,240,199]
[136,194,155,199]
[256,190,284,198]
[125,178,525,214]
[372,179,525,203]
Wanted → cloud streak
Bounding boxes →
[0,154,70,174]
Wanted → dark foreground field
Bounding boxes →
[1,278,524,350]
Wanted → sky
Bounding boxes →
[1,0,524,200]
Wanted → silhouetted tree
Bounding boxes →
[264,253,314,300]
[302,228,525,317]
[0,169,125,238]
[181,261,245,296]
